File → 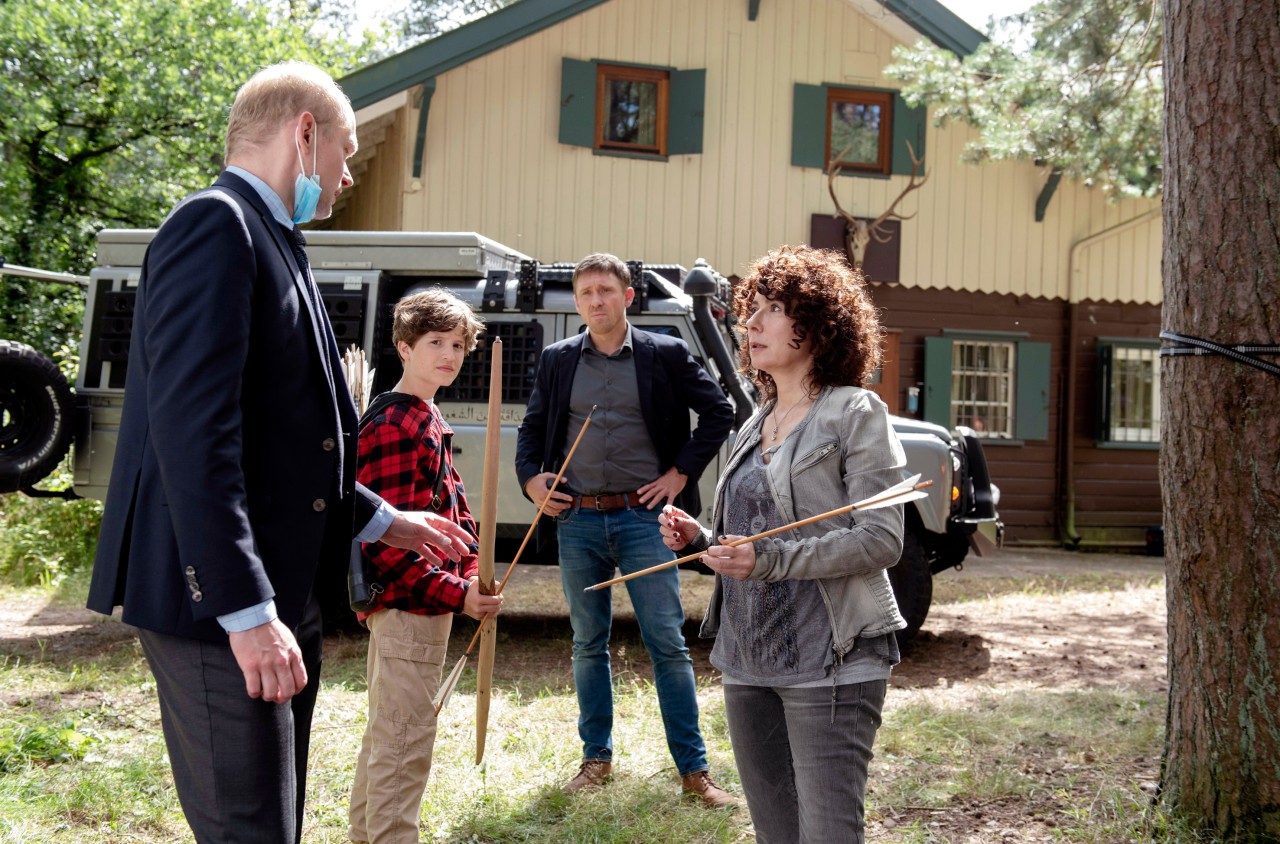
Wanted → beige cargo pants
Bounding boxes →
[348,609,453,843]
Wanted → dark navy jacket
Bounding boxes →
[515,327,734,517]
[88,171,379,641]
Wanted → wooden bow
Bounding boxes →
[471,338,502,765]
[433,406,596,723]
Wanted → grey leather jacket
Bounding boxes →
[696,385,908,657]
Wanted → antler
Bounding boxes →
[826,140,929,268]
[826,145,858,227]
[826,146,867,268]
[866,139,928,244]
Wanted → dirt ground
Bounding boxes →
[0,546,1168,842]
[892,546,1166,693]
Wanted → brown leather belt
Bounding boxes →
[571,492,644,511]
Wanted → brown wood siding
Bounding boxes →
[333,108,407,231]
[1066,300,1163,545]
[865,285,1163,547]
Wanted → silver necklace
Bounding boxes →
[769,394,811,442]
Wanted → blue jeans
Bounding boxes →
[557,504,708,776]
[723,680,886,844]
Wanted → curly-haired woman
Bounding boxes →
[660,245,907,843]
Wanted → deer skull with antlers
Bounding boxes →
[827,139,928,271]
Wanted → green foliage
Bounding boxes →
[0,468,103,587]
[886,0,1162,198]
[393,0,516,48]
[0,0,384,356]
[0,281,84,360]
[0,716,99,773]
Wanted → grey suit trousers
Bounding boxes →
[138,595,323,843]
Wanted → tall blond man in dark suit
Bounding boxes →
[88,61,472,843]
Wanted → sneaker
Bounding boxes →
[680,770,740,809]
[564,759,612,794]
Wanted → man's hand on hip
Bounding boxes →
[637,467,688,509]
[228,619,308,703]
[382,510,473,561]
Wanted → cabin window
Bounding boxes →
[826,88,893,175]
[560,58,706,158]
[949,340,1016,438]
[791,83,926,175]
[596,64,668,155]
[1097,340,1160,445]
[923,333,1051,441]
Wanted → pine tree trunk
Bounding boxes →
[1160,0,1280,837]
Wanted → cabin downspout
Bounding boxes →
[1060,208,1161,546]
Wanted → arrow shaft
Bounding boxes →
[434,409,599,716]
[586,481,931,591]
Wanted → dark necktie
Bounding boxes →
[281,224,330,351]
[281,224,314,292]
[280,223,347,487]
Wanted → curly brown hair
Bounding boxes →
[733,245,883,404]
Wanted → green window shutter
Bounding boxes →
[559,57,597,148]
[792,83,827,168]
[668,68,706,155]
[923,336,953,428]
[1096,341,1114,440]
[1015,341,1051,440]
[890,92,927,175]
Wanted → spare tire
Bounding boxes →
[0,340,75,492]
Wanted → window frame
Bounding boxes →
[1096,338,1161,448]
[791,82,926,176]
[949,338,1017,439]
[594,63,670,157]
[923,332,1051,443]
[825,87,894,175]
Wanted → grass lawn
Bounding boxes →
[0,563,1193,843]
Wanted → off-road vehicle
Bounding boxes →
[1,230,1002,639]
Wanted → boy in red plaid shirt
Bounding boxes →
[348,289,504,843]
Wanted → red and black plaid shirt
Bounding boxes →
[358,396,478,618]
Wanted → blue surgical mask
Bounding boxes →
[291,127,321,225]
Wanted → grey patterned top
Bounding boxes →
[711,444,896,686]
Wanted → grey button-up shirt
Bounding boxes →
[563,326,662,495]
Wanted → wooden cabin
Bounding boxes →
[327,0,1164,549]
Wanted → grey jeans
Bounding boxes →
[723,679,887,844]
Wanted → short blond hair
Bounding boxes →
[224,61,355,162]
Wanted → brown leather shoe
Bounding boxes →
[681,770,740,809]
[564,759,612,794]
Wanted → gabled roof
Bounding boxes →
[881,0,984,57]
[342,0,612,110]
[340,0,983,110]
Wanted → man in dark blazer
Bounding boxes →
[87,61,471,844]
[515,252,737,807]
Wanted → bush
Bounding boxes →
[0,466,102,587]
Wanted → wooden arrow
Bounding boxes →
[585,475,933,591]
[433,406,597,719]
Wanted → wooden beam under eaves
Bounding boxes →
[412,79,437,180]
[1036,169,1063,222]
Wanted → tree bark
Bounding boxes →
[1160,0,1280,837]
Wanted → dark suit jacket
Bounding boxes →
[87,171,379,642]
[514,327,734,517]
